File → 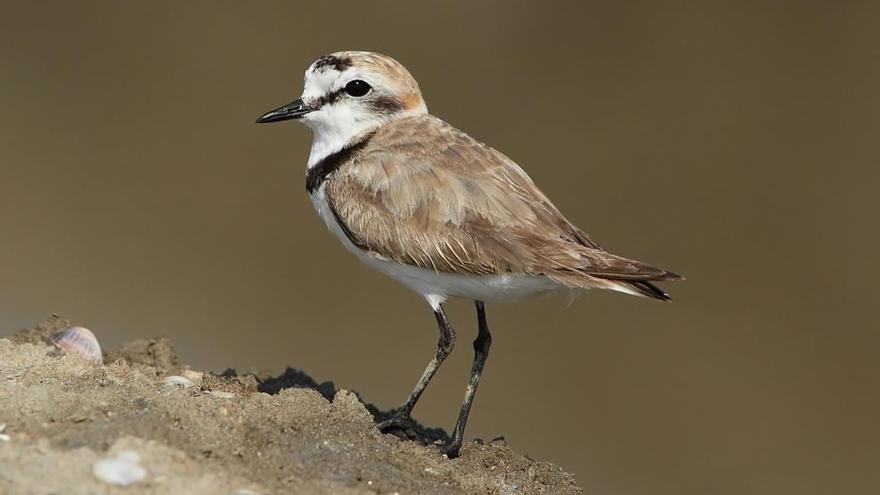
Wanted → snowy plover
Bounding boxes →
[257,51,681,457]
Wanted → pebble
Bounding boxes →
[161,375,194,389]
[93,451,147,486]
[0,423,9,442]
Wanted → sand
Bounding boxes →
[0,317,581,494]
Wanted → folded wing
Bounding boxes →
[324,116,680,298]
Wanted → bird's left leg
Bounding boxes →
[440,300,493,458]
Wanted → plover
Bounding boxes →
[257,51,681,457]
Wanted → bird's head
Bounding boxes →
[257,51,426,161]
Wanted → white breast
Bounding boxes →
[309,186,562,307]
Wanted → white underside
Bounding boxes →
[310,187,563,308]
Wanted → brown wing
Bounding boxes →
[324,115,680,292]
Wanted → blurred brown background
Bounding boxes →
[1,1,878,493]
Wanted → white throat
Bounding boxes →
[306,116,378,168]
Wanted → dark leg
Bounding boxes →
[378,304,456,435]
[440,300,493,457]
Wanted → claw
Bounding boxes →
[438,439,462,458]
[377,412,422,441]
[376,412,445,446]
[377,412,415,433]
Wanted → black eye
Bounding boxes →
[344,80,372,97]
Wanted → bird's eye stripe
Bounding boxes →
[310,80,373,109]
[314,88,346,108]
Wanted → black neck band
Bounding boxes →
[306,132,375,193]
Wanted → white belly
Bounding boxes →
[309,187,562,305]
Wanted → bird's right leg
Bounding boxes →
[378,304,456,437]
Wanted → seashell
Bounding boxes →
[49,326,103,365]
[161,375,194,388]
[93,451,146,486]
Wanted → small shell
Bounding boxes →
[93,451,146,486]
[50,326,103,365]
[161,375,194,388]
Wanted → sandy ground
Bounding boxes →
[0,317,581,494]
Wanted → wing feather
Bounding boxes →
[324,115,681,291]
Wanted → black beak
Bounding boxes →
[255,98,313,123]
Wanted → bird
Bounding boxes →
[256,51,681,458]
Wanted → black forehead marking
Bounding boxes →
[312,55,353,72]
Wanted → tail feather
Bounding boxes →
[576,249,681,300]
[548,271,680,301]
[616,280,673,301]
[544,243,682,300]
[551,229,682,300]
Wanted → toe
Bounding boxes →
[439,440,462,458]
